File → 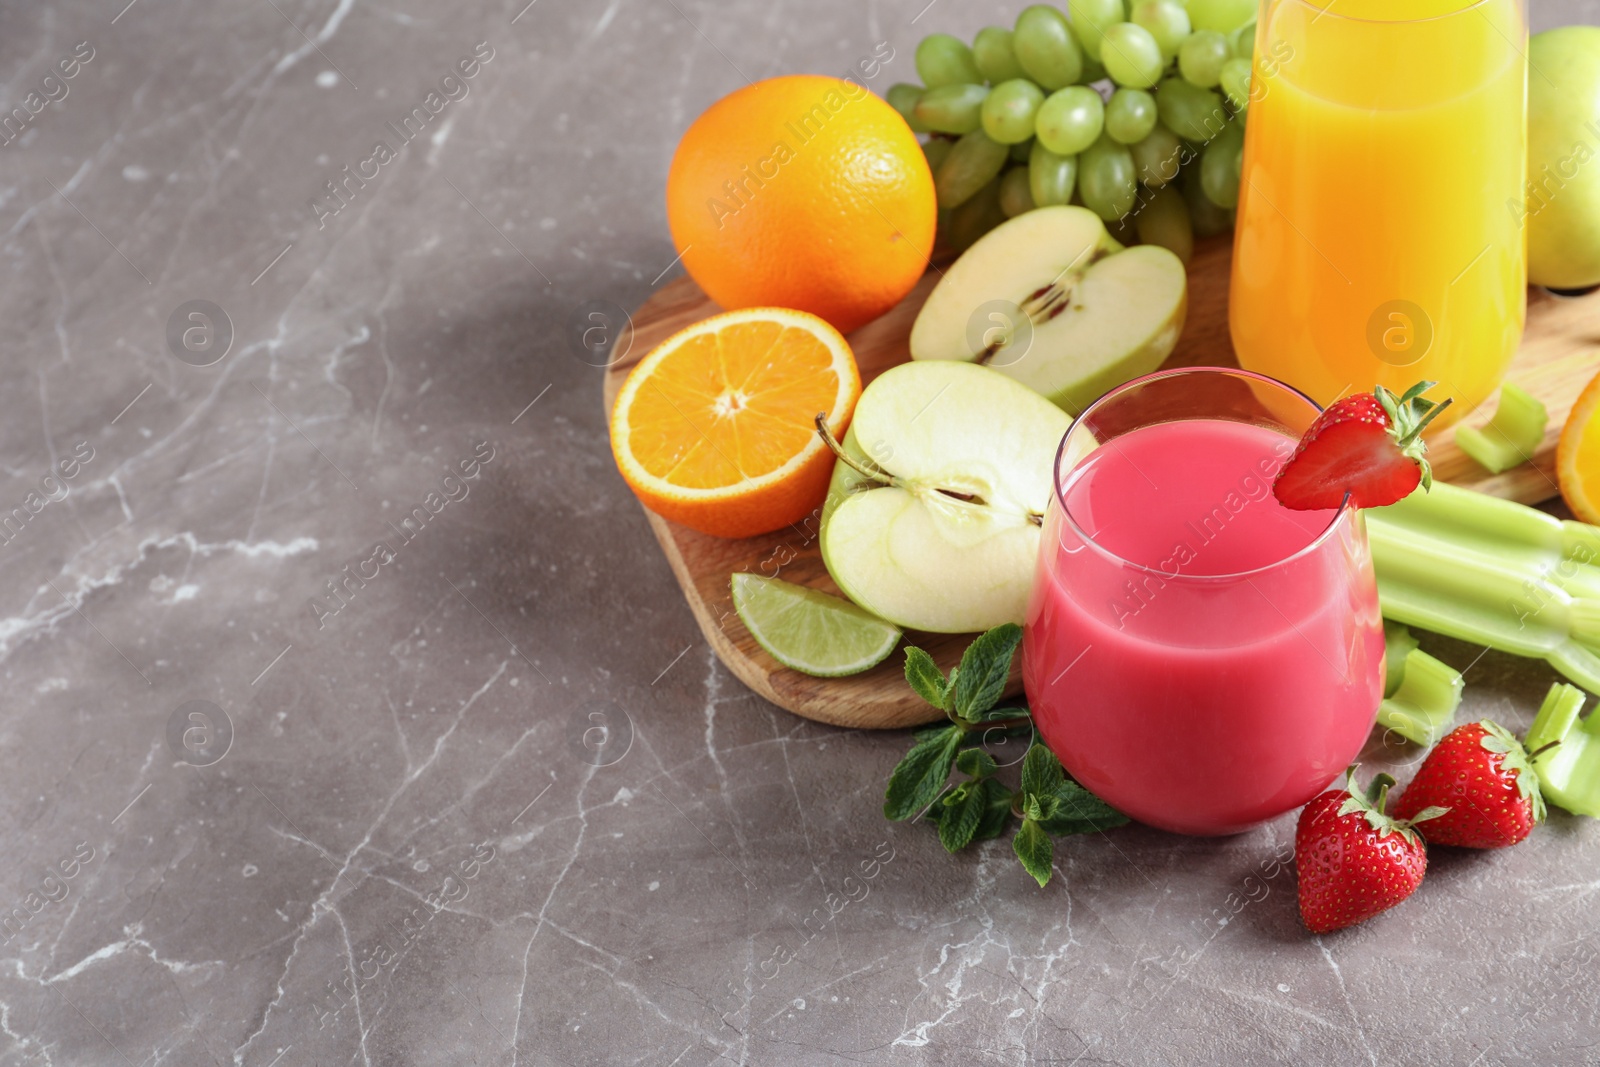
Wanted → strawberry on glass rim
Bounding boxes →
[1274,381,1453,511]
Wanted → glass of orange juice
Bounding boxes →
[1230,0,1527,423]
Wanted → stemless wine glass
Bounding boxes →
[1022,368,1385,836]
[1230,0,1527,423]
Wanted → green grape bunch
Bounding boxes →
[884,0,1268,263]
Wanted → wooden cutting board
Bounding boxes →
[603,234,1600,730]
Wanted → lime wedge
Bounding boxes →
[730,574,902,678]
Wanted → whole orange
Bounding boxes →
[666,75,936,334]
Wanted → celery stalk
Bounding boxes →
[1366,483,1600,693]
[1367,518,1581,659]
[1524,683,1600,817]
[1559,521,1600,601]
[1382,621,1418,699]
[1453,383,1548,475]
[1376,625,1463,747]
[1373,482,1600,601]
[1374,482,1574,580]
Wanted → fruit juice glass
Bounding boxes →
[1023,368,1385,835]
[1230,0,1527,422]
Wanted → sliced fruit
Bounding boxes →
[730,573,901,677]
[609,307,860,539]
[818,361,1073,634]
[1558,367,1600,524]
[909,206,1187,415]
[1273,381,1451,511]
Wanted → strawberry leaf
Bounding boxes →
[1336,765,1422,842]
[1479,719,1547,823]
[1397,379,1436,406]
[1406,804,1450,825]
[1375,384,1403,426]
[1480,719,1520,754]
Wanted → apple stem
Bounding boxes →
[813,413,898,488]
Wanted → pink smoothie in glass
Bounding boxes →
[1023,418,1384,835]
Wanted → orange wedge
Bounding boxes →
[609,307,860,539]
[1560,369,1600,524]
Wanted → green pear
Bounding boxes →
[819,361,1074,634]
[910,205,1187,414]
[1528,27,1600,290]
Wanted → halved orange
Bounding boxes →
[1559,369,1600,524]
[609,307,860,539]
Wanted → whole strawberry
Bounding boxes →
[1392,720,1547,848]
[1296,766,1445,934]
[1274,381,1452,510]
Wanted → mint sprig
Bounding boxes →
[882,624,1129,887]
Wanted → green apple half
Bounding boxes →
[819,361,1074,634]
[909,205,1187,414]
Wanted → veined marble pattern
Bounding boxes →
[0,1,1594,1064]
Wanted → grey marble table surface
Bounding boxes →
[1,1,1598,1065]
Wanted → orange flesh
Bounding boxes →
[623,323,842,489]
[1561,374,1600,524]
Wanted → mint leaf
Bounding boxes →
[950,624,1022,719]
[884,725,962,821]
[903,647,950,711]
[955,747,998,780]
[969,705,1030,724]
[973,778,1015,841]
[938,785,985,853]
[1037,780,1130,835]
[1020,741,1065,798]
[1013,817,1053,887]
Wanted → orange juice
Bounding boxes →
[1230,0,1527,421]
